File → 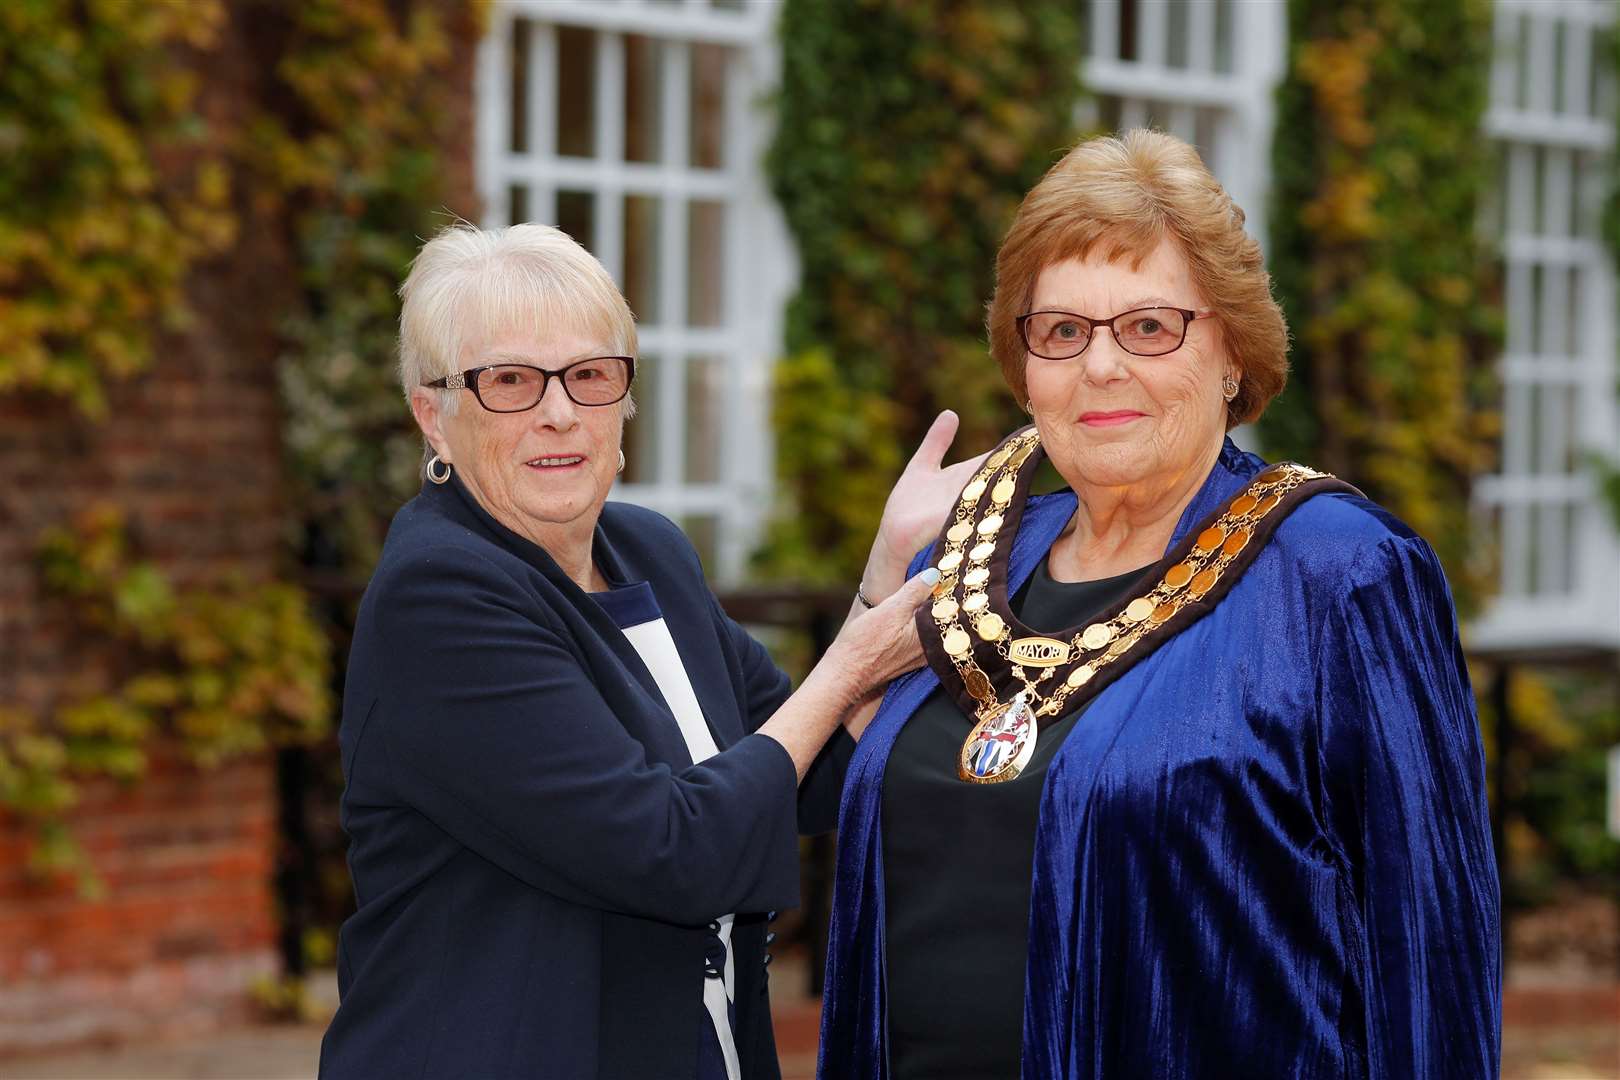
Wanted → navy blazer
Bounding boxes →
[320,476,850,1079]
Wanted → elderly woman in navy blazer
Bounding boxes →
[319,222,975,1080]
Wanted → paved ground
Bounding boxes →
[3,962,1614,1079]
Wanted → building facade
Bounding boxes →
[474,0,1620,652]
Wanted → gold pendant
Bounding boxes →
[958,691,1037,784]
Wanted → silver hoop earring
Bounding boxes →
[427,454,452,485]
[617,449,626,474]
[1221,376,1239,402]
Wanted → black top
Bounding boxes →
[321,476,851,1080]
[882,556,1148,1080]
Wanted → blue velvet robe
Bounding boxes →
[819,438,1501,1079]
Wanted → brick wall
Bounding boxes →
[0,753,279,1055]
[0,3,480,1058]
[0,237,293,1055]
[0,8,296,1056]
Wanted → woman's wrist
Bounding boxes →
[858,538,910,606]
[814,636,879,712]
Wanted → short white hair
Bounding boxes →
[398,222,638,417]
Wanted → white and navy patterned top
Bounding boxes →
[592,580,740,1080]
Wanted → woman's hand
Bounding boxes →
[862,411,991,601]
[762,567,940,777]
[829,566,941,700]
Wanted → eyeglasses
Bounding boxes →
[1015,307,1213,360]
[423,356,635,412]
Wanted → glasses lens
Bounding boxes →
[1022,312,1093,358]
[1115,308,1188,356]
[562,357,632,405]
[477,365,547,411]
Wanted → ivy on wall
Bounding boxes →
[762,0,1083,582]
[1263,0,1499,615]
[256,0,480,581]
[0,508,330,885]
[0,0,235,415]
[0,0,476,883]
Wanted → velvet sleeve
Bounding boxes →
[369,547,802,927]
[1316,535,1501,1077]
[706,590,854,835]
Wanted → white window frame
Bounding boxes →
[474,0,796,583]
[1081,0,1287,451]
[1473,0,1620,654]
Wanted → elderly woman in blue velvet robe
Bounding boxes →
[819,131,1501,1079]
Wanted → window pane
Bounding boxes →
[508,184,529,226]
[687,201,725,327]
[623,195,662,324]
[690,44,727,170]
[684,354,724,483]
[557,25,597,158]
[625,35,665,164]
[557,190,596,249]
[623,354,659,484]
[510,19,531,154]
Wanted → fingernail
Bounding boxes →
[920,568,941,586]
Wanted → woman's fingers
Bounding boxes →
[866,567,937,679]
[906,410,960,473]
[881,566,941,611]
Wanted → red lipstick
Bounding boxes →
[1078,411,1145,427]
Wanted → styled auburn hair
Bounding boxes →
[986,129,1287,427]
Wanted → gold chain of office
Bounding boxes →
[927,430,1326,780]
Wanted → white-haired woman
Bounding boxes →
[319,223,977,1080]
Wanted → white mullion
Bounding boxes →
[658,115,689,493]
[1494,0,1614,25]
[530,22,558,159]
[1502,349,1533,479]
[719,36,757,579]
[1187,0,1217,73]
[1534,492,1567,598]
[1502,496,1531,597]
[1503,357,1586,383]
[530,184,556,228]
[1535,348,1568,478]
[475,11,513,227]
[505,0,760,45]
[636,328,737,354]
[595,32,627,279]
[598,31,627,165]
[1086,63,1245,108]
[526,158,734,199]
[524,21,559,228]
[1138,0,1169,68]
[657,351,688,493]
[1481,474,1596,503]
[1091,0,1121,62]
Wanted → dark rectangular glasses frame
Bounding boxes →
[422,355,636,412]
